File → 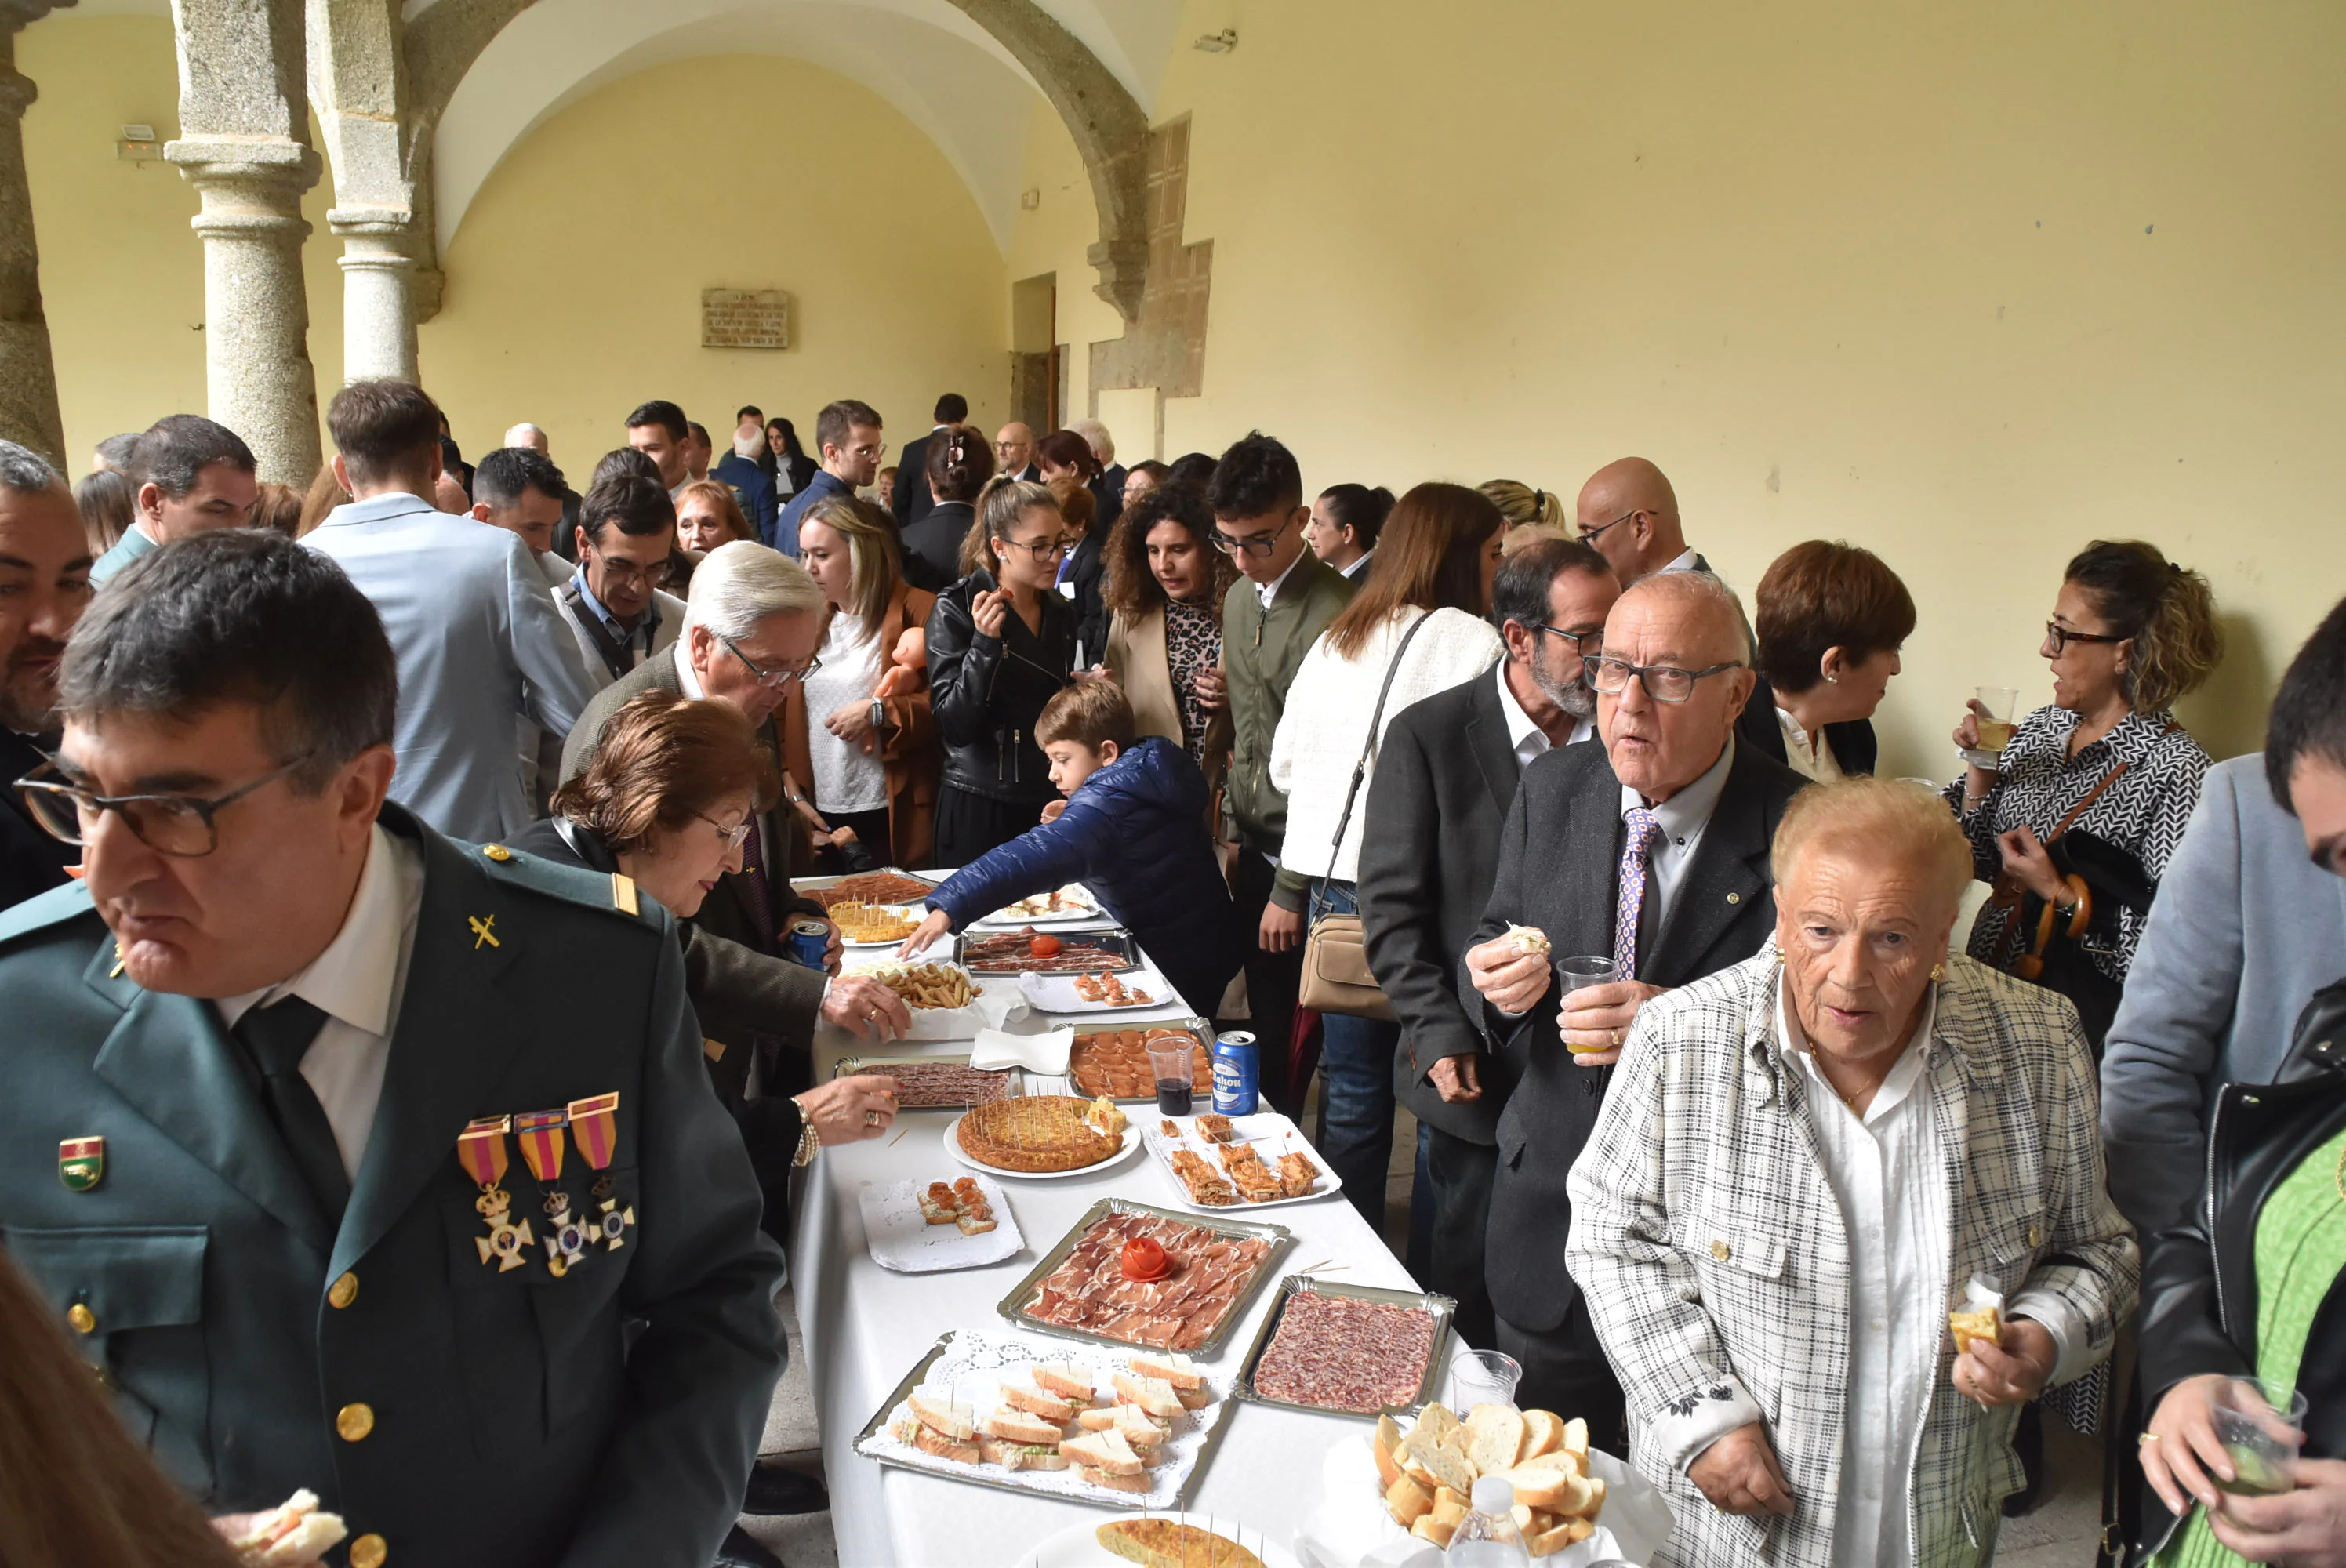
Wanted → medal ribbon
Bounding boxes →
[515,1110,567,1184]
[456,1116,511,1189]
[568,1092,620,1171]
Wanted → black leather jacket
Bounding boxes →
[924,570,1076,804]
[2132,978,2346,1561]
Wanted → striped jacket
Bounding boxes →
[1565,953,2137,1568]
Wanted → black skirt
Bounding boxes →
[933,784,1047,869]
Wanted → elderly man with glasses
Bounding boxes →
[1462,568,1807,1436]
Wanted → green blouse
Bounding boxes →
[2162,1126,2346,1567]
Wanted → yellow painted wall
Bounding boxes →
[419,53,1008,473]
[1016,0,2346,770]
[20,14,345,466]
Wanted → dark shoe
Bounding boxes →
[741,1462,830,1516]
[714,1523,784,1568]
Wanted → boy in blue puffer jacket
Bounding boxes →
[901,679,1243,1016]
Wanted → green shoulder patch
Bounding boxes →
[477,844,667,929]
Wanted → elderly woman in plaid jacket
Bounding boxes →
[1567,777,2138,1568]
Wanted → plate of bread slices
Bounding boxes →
[858,1174,1024,1272]
[855,1330,1238,1509]
[1294,1399,1676,1565]
[1014,1513,1302,1567]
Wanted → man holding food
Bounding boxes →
[0,532,783,1567]
[1462,570,1803,1436]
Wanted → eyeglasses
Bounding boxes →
[14,755,310,858]
[1583,654,1744,704]
[993,441,1026,453]
[1000,535,1074,561]
[699,814,754,851]
[1578,509,1640,545]
[593,556,669,588]
[2043,621,2126,655]
[718,633,821,688]
[846,441,888,462]
[1520,622,1600,654]
[1210,515,1296,558]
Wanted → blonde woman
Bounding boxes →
[1480,477,1572,554]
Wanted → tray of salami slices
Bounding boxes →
[832,1054,1020,1110]
[854,1327,1241,1511]
[1233,1276,1454,1421]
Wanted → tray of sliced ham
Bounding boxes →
[997,1199,1291,1356]
[1233,1276,1454,1419]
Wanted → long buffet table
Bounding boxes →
[788,883,1433,1567]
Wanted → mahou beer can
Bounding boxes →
[1211,1031,1259,1116]
[787,920,831,971]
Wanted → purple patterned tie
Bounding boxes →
[1613,808,1662,981]
[737,815,780,949]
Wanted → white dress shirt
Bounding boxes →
[1621,739,1736,932]
[1339,550,1375,582]
[1658,546,1704,575]
[1254,546,1309,609]
[1494,659,1593,770]
[1775,705,1845,782]
[215,826,423,1182]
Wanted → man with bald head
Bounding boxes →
[1462,568,1805,1431]
[1574,456,1706,586]
[993,421,1039,483]
[0,442,94,909]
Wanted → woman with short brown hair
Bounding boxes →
[1740,539,1916,779]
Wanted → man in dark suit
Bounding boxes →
[1360,538,1618,1348]
[1464,568,1807,1435]
[0,531,783,1567]
[0,444,90,911]
[1572,456,1711,586]
[892,393,966,533]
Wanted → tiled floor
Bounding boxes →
[743,1105,2111,1566]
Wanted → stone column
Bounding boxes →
[0,9,66,466]
[331,207,416,382]
[165,138,323,485]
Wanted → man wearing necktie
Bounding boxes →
[0,531,783,1568]
[1462,569,1807,1437]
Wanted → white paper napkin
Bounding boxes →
[967,1025,1073,1073]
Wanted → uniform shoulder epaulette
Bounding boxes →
[474,843,667,928]
[0,878,101,950]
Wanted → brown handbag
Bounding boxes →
[1296,614,1433,1022]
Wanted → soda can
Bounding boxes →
[786,920,831,971]
[1211,1030,1259,1116]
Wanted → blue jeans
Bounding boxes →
[1309,879,1400,1234]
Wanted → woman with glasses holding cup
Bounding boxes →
[1942,539,2221,1053]
[924,477,1079,865]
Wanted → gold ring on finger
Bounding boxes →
[865,1109,881,1127]
[2139,1431,2160,1446]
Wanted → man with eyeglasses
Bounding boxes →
[556,470,684,685]
[304,379,598,845]
[1356,538,1618,1350]
[0,528,785,1567]
[1208,431,1358,1112]
[993,421,1039,483]
[0,441,93,912]
[1459,568,1805,1431]
[1573,456,1709,587]
[772,398,883,558]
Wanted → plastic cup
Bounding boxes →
[1557,955,1618,1054]
[1147,1038,1196,1117]
[1445,1348,1523,1411]
[1974,686,2021,753]
[2210,1379,2308,1495]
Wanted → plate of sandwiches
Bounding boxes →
[1142,1112,1340,1210]
[1016,1514,1302,1568]
[949,1094,1144,1180]
[858,1174,1024,1272]
[855,1329,1240,1510]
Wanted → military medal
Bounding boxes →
[517,1109,589,1276]
[58,1136,105,1192]
[457,1116,534,1272]
[568,1093,634,1251]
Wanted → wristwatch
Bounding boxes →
[869,698,887,733]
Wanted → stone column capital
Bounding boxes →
[165,134,321,191]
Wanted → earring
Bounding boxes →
[1930,962,1946,983]
[1825,675,1840,684]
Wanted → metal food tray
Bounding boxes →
[995,1196,1292,1356]
[830,1053,1022,1108]
[1230,1274,1458,1420]
[959,926,1144,975]
[853,1330,1244,1511]
[1065,1016,1218,1103]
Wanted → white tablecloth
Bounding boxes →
[792,929,1436,1567]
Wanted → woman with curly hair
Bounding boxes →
[1103,481,1238,789]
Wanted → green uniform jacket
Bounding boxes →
[1220,555,1357,909]
[0,805,786,1568]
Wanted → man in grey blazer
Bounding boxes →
[305,380,597,844]
[1463,569,1806,1433]
[2101,748,2346,1238]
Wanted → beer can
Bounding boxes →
[1211,1030,1259,1116]
[786,920,831,971]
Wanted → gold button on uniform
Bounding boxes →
[328,1272,359,1309]
[1710,1238,1732,1261]
[1726,891,1741,905]
[482,844,512,862]
[336,1403,376,1442]
[2027,1224,2043,1248]
[67,1303,96,1334]
[350,1533,388,1568]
